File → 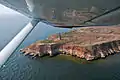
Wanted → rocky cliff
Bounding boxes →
[20,26,120,60]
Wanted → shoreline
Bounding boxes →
[20,26,120,61]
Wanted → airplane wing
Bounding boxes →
[0,0,120,27]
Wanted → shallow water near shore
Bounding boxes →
[0,15,120,80]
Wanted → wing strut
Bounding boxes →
[0,19,40,67]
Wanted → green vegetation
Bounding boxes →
[63,31,73,35]
[37,39,54,43]
[55,55,105,64]
[35,52,105,64]
[51,55,89,64]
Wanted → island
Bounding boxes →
[20,26,120,61]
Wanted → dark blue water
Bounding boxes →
[0,14,120,80]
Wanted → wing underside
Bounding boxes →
[0,0,120,26]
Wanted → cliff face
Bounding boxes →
[20,26,120,61]
[20,43,59,57]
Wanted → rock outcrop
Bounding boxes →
[20,26,120,60]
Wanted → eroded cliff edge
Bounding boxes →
[20,26,120,60]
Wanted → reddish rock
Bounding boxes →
[20,26,120,60]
